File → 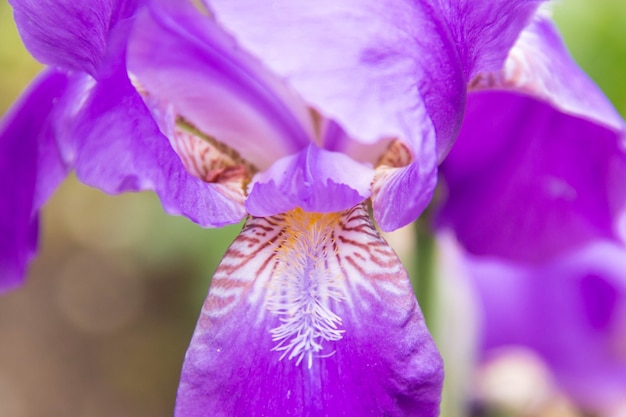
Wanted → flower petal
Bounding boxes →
[177,205,443,417]
[206,0,541,155]
[373,144,438,232]
[127,0,315,170]
[68,20,245,227]
[205,0,542,229]
[320,119,392,165]
[470,11,624,132]
[246,145,374,216]
[438,91,626,263]
[9,0,138,77]
[207,0,458,164]
[466,240,626,412]
[0,69,70,293]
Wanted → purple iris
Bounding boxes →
[434,9,626,414]
[5,0,619,416]
[438,12,626,264]
[462,241,626,414]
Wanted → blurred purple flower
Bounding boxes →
[464,241,626,413]
[435,9,626,414]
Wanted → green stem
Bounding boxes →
[414,217,437,334]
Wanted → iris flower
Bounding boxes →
[463,241,626,415]
[4,0,621,416]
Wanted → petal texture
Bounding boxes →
[9,0,139,77]
[438,91,626,263]
[373,152,438,232]
[246,145,374,216]
[207,0,541,156]
[0,69,69,293]
[128,0,315,170]
[177,205,443,417]
[60,19,246,227]
[470,12,623,132]
[205,0,542,229]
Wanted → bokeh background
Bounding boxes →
[1,1,625,416]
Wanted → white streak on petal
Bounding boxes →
[201,204,414,367]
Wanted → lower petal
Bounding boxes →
[176,204,443,417]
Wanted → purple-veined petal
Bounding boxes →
[68,20,245,227]
[466,240,626,412]
[428,0,544,158]
[72,80,247,227]
[470,11,623,133]
[442,0,543,78]
[176,205,443,417]
[9,0,140,77]
[127,0,315,170]
[372,137,438,232]
[438,91,626,263]
[0,69,70,293]
[246,144,374,216]
[161,114,248,208]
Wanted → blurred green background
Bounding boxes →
[1,1,625,416]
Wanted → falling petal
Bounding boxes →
[466,240,626,412]
[177,204,442,417]
[438,91,626,262]
[9,0,139,77]
[0,69,70,293]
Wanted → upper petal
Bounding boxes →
[0,69,70,293]
[9,0,140,77]
[177,205,443,417]
[206,0,542,160]
[438,91,626,263]
[127,0,315,170]
[72,79,247,227]
[204,0,542,230]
